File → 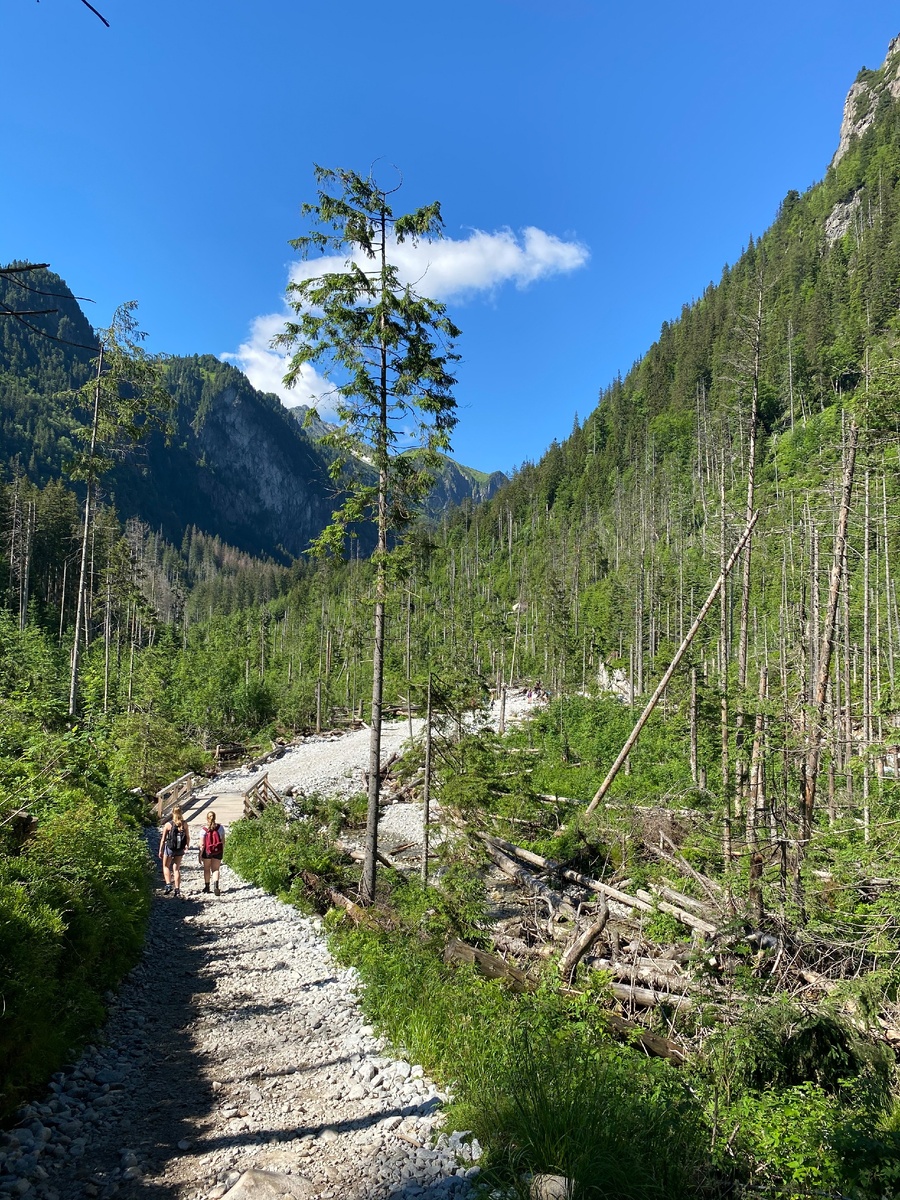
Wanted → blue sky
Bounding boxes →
[3,2,900,474]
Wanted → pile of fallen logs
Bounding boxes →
[439,829,900,1062]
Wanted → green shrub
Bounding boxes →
[0,805,150,1117]
[224,806,347,908]
[470,1031,707,1200]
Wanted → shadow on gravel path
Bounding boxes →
[6,832,475,1200]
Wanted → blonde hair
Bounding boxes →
[172,805,184,827]
[206,811,217,828]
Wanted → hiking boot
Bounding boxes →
[214,882,220,896]
[164,884,172,895]
[203,883,210,894]
[174,888,181,898]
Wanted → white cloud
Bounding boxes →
[223,224,589,412]
[222,312,332,411]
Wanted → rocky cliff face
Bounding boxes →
[110,357,339,561]
[1,271,501,562]
[832,34,900,168]
[421,457,508,513]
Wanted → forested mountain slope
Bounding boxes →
[416,36,900,702]
[0,274,338,559]
[0,279,507,561]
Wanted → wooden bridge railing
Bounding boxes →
[243,772,283,818]
[156,771,199,819]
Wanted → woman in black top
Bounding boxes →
[158,804,190,898]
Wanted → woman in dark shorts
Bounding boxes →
[159,804,190,898]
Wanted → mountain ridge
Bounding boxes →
[0,278,506,560]
[288,403,509,515]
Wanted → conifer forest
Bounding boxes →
[6,36,900,1200]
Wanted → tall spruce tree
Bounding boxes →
[276,166,460,904]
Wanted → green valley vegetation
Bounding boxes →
[3,44,900,1194]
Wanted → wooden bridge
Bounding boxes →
[241,773,282,817]
[155,770,283,827]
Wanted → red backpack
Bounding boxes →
[205,825,223,857]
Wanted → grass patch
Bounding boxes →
[328,908,708,1200]
[225,803,900,1200]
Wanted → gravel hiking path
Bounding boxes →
[1,723,484,1200]
[3,700,544,1200]
[186,723,424,827]
[2,859,479,1200]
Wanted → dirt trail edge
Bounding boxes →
[1,727,481,1200]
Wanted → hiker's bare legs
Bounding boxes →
[171,855,184,893]
[203,858,212,887]
[161,853,172,887]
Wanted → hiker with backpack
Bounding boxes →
[159,804,190,898]
[199,811,225,895]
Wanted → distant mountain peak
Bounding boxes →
[832,33,900,168]
[289,404,341,442]
[288,404,508,516]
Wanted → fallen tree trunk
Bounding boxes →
[328,888,372,926]
[559,901,610,980]
[635,889,717,935]
[592,958,698,994]
[243,744,289,772]
[603,1012,686,1062]
[608,981,691,1009]
[538,794,703,822]
[645,837,724,901]
[481,840,578,919]
[337,841,395,871]
[657,882,717,918]
[479,833,654,915]
[480,834,714,932]
[798,968,840,994]
[444,937,535,993]
[492,934,555,960]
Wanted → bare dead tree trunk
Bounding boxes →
[421,671,433,886]
[406,589,414,745]
[800,422,858,844]
[720,460,732,862]
[884,471,896,695]
[18,500,34,632]
[746,666,768,852]
[103,567,112,713]
[361,203,390,907]
[735,280,763,814]
[690,666,698,784]
[586,512,758,817]
[863,468,872,841]
[69,345,103,716]
[58,556,68,643]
